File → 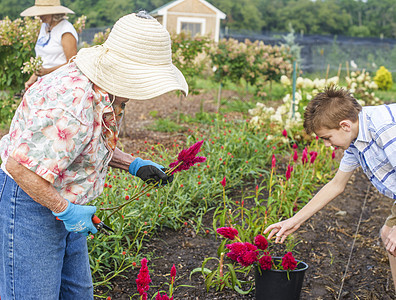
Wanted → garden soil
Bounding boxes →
[4,90,392,299]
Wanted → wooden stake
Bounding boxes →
[337,63,342,79]
[325,64,330,82]
[346,61,350,78]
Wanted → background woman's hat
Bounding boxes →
[21,0,75,17]
[75,12,188,100]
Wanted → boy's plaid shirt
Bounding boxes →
[340,104,396,200]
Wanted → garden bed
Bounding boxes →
[94,91,395,299]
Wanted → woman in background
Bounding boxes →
[21,0,78,90]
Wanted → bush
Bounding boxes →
[374,66,393,91]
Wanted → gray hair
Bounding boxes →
[136,10,154,20]
[52,13,67,22]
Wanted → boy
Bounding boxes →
[264,86,396,291]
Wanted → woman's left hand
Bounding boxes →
[35,67,50,77]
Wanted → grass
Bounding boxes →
[146,118,186,133]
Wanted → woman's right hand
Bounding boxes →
[264,217,301,244]
[25,74,38,90]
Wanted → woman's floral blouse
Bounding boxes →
[0,63,123,205]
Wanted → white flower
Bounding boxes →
[296,77,304,89]
[327,76,339,85]
[280,75,291,86]
[303,78,314,89]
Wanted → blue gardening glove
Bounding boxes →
[53,199,98,236]
[129,157,173,185]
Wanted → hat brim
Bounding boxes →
[75,46,188,100]
[21,5,74,17]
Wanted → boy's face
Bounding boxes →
[315,120,358,150]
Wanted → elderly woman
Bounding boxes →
[21,0,78,89]
[0,11,188,299]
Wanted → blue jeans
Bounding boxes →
[0,169,93,300]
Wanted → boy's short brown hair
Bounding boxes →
[304,86,362,134]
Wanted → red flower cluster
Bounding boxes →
[169,140,207,174]
[156,293,173,300]
[254,234,268,250]
[285,164,293,181]
[281,252,297,270]
[302,147,308,164]
[136,258,151,300]
[226,242,258,267]
[258,254,272,270]
[222,233,299,272]
[271,154,276,169]
[170,264,176,284]
[309,151,318,164]
[217,227,239,240]
[220,176,226,188]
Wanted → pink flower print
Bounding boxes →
[35,165,55,183]
[72,87,85,106]
[61,183,85,202]
[12,143,33,167]
[42,116,79,152]
[61,74,87,88]
[9,128,21,141]
[32,96,45,106]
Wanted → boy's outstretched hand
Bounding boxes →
[384,226,396,256]
[264,217,302,244]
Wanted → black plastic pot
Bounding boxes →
[255,257,308,300]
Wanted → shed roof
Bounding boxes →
[150,0,226,19]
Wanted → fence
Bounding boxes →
[222,29,396,75]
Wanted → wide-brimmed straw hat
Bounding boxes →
[21,0,74,17]
[74,12,188,100]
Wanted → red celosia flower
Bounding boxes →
[226,242,247,261]
[259,254,272,270]
[271,154,276,169]
[254,234,268,250]
[169,140,207,174]
[238,249,258,266]
[281,252,297,270]
[309,151,318,164]
[293,150,298,162]
[331,150,336,159]
[217,227,239,240]
[226,242,258,266]
[156,292,172,300]
[302,147,308,164]
[136,258,151,298]
[220,176,226,188]
[292,143,298,149]
[170,264,176,283]
[285,164,293,181]
[282,129,287,137]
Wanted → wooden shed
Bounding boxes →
[150,0,226,42]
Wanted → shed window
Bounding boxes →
[181,22,202,37]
